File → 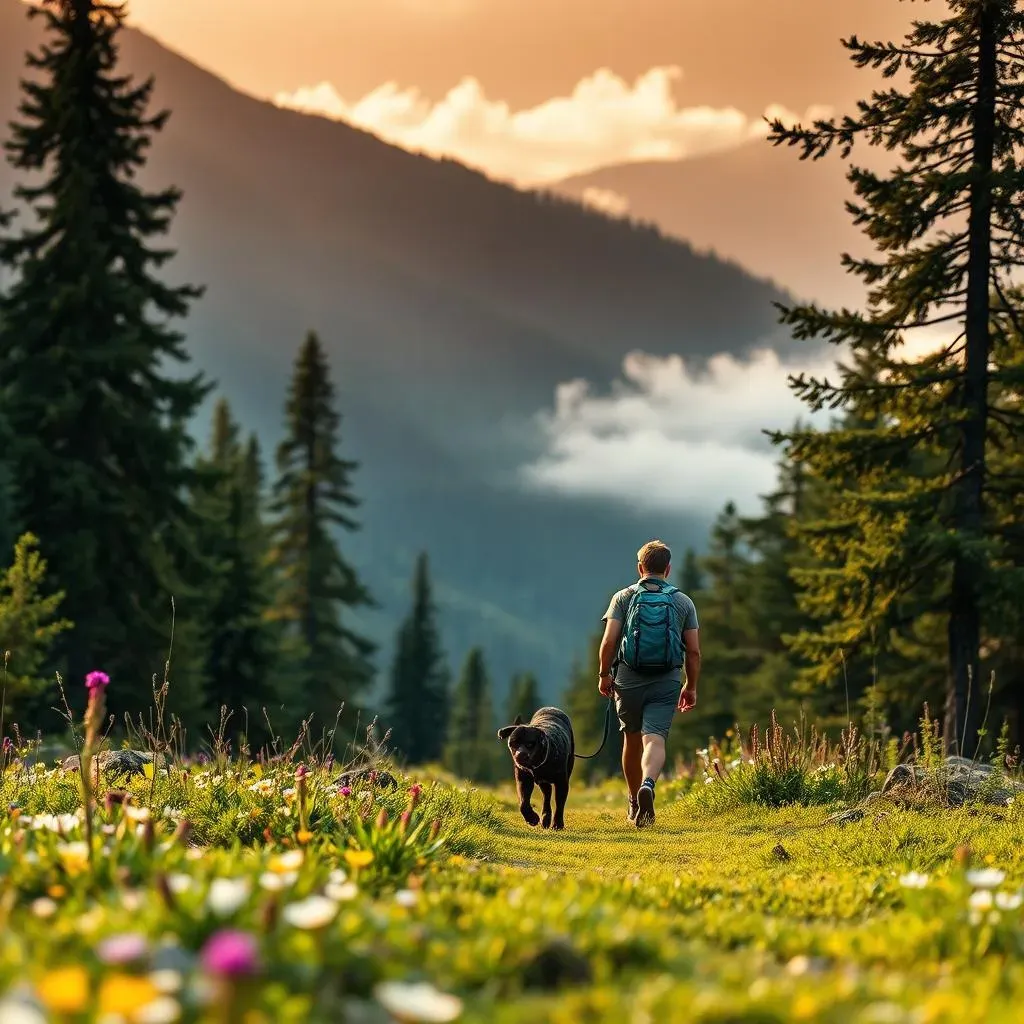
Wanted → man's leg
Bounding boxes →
[614,686,644,821]
[634,680,678,828]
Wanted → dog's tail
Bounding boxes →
[575,700,615,760]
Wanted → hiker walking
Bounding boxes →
[598,540,700,828]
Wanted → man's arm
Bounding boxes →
[598,617,622,697]
[679,627,701,711]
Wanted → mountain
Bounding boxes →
[554,140,882,310]
[0,0,809,706]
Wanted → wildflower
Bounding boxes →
[166,873,193,894]
[136,996,182,1023]
[345,849,374,870]
[995,891,1023,911]
[124,804,152,824]
[97,932,150,965]
[259,871,298,891]
[969,889,995,910]
[0,998,47,1024]
[297,829,314,845]
[282,894,339,930]
[409,783,423,809]
[85,670,110,689]
[37,966,89,1013]
[899,872,930,890]
[325,880,359,902]
[31,897,58,918]
[339,786,352,797]
[395,889,419,908]
[376,808,390,829]
[98,974,161,1016]
[149,970,184,994]
[268,848,304,873]
[966,868,1006,889]
[207,878,252,917]
[199,929,260,976]
[429,820,441,842]
[374,980,464,1023]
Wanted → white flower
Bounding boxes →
[282,894,339,930]
[995,891,1023,911]
[259,871,298,891]
[124,805,152,823]
[268,849,304,872]
[325,881,359,902]
[966,868,1006,889]
[899,872,930,889]
[969,889,994,910]
[0,999,47,1024]
[207,878,251,917]
[31,897,57,918]
[329,868,348,885]
[166,874,193,894]
[395,889,419,908]
[149,970,183,994]
[135,996,181,1024]
[375,981,463,1023]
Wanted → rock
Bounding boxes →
[333,767,398,790]
[878,756,1023,808]
[60,749,163,779]
[771,843,791,862]
[824,808,865,827]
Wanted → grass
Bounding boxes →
[2,746,1024,1023]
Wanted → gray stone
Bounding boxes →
[60,749,163,779]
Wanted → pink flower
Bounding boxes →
[339,786,352,797]
[199,929,260,977]
[96,932,149,965]
[85,671,110,690]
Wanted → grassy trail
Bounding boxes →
[447,783,1024,1023]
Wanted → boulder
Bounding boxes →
[60,749,164,779]
[879,755,1023,807]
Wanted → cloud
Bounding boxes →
[580,187,631,218]
[520,348,839,518]
[274,67,832,186]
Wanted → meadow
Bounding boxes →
[1,710,1023,1024]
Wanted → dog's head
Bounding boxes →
[497,715,549,772]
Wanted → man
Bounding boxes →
[598,539,700,828]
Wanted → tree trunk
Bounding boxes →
[945,0,997,755]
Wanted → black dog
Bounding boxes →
[497,707,575,830]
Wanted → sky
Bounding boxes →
[119,0,917,519]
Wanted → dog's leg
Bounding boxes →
[516,769,540,827]
[552,778,569,830]
[539,781,553,829]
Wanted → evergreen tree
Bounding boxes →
[505,672,541,725]
[384,553,449,764]
[444,647,498,782]
[676,547,704,595]
[188,399,282,747]
[563,629,621,780]
[0,534,72,728]
[268,332,375,732]
[0,0,210,712]
[767,1,1024,751]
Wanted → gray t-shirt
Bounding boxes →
[602,577,699,690]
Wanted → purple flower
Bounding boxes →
[96,932,150,965]
[1,737,12,754]
[339,786,352,798]
[85,671,110,690]
[199,929,260,977]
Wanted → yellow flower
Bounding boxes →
[56,841,90,877]
[297,830,314,845]
[98,974,160,1018]
[268,848,304,873]
[344,849,374,869]
[47,884,67,900]
[37,965,90,1013]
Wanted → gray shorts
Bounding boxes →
[613,678,681,738]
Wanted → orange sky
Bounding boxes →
[124,0,913,113]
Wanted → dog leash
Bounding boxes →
[574,699,615,760]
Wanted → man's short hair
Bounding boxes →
[637,540,671,576]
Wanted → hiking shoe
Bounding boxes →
[635,782,655,828]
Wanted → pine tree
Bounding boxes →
[677,547,704,595]
[384,553,449,764]
[767,1,1024,751]
[268,332,375,732]
[505,672,541,725]
[188,399,282,747]
[0,0,210,712]
[0,534,72,728]
[444,647,498,782]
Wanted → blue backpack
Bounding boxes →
[618,580,684,674]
